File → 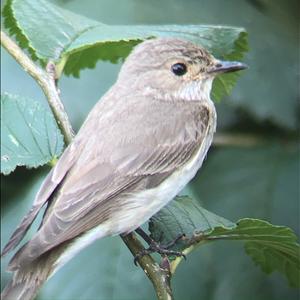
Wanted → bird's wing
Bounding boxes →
[6,96,213,269]
[1,141,82,257]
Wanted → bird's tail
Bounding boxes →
[1,244,64,300]
[1,266,48,300]
[1,276,42,300]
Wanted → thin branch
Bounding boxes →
[1,29,172,299]
[122,233,173,300]
[0,30,74,144]
[213,132,264,147]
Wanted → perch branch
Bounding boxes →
[1,29,173,300]
[122,233,173,300]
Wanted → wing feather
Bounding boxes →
[1,142,80,256]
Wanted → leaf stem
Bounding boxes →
[1,29,173,300]
[0,30,74,144]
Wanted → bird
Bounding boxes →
[1,37,247,300]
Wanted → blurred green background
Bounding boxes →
[1,0,299,299]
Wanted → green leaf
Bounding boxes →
[207,219,300,288]
[150,197,300,287]
[0,93,64,175]
[149,196,235,252]
[3,0,248,62]
[2,0,99,62]
[3,0,248,99]
[63,25,248,79]
[2,0,39,62]
[212,30,248,101]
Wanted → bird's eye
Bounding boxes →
[171,63,187,76]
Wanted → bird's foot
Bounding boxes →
[134,227,186,265]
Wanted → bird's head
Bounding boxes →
[117,38,247,102]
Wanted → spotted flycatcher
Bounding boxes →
[1,38,246,300]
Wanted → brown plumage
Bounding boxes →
[1,37,246,300]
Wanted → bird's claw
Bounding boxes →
[133,233,186,266]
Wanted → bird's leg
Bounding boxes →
[133,227,186,265]
[135,227,154,245]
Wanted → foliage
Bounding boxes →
[2,0,248,100]
[150,196,300,287]
[1,0,299,300]
[1,93,64,175]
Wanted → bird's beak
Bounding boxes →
[208,60,248,74]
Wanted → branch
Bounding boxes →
[122,233,173,300]
[1,29,172,299]
[213,132,264,147]
[0,30,74,144]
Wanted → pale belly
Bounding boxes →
[112,116,216,235]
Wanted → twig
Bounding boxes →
[213,132,264,147]
[122,233,173,300]
[0,30,74,144]
[1,29,173,300]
